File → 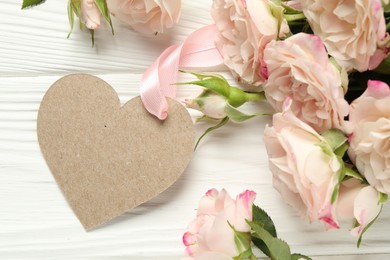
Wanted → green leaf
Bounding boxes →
[194,117,229,150]
[252,205,277,237]
[248,221,291,260]
[21,0,46,9]
[321,129,347,152]
[251,205,277,257]
[67,0,75,38]
[345,167,364,181]
[357,205,383,248]
[291,253,312,260]
[94,0,114,34]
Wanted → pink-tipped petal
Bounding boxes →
[183,231,197,246]
[365,80,390,99]
[237,190,256,219]
[350,186,381,236]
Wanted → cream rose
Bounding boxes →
[211,0,289,87]
[107,0,181,34]
[81,0,101,29]
[348,80,390,194]
[263,33,349,133]
[300,0,389,72]
[184,90,228,119]
[183,189,256,259]
[336,178,382,236]
[264,99,342,229]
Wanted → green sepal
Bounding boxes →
[67,0,75,38]
[69,0,82,30]
[317,129,349,204]
[321,129,348,152]
[383,1,390,13]
[179,71,265,107]
[225,104,258,123]
[291,253,312,260]
[194,117,229,151]
[329,57,349,93]
[344,167,364,181]
[334,142,349,158]
[269,0,288,38]
[357,204,383,248]
[89,29,95,48]
[316,141,333,157]
[374,54,390,75]
[247,220,291,260]
[94,0,114,35]
[229,222,252,256]
[177,72,231,99]
[331,156,346,204]
[225,103,271,123]
[21,0,46,9]
[379,192,388,204]
[233,246,257,260]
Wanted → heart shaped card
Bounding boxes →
[37,74,195,230]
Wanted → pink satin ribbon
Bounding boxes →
[140,24,224,120]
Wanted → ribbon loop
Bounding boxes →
[140,25,224,120]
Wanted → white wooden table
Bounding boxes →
[1,1,389,259]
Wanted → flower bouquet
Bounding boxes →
[22,0,390,259]
[179,0,390,258]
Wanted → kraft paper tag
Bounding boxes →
[37,74,195,230]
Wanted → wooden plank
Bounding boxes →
[0,0,212,76]
[1,0,390,258]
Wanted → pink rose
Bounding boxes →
[107,0,181,34]
[263,33,349,133]
[348,80,390,194]
[300,0,389,72]
[211,0,289,87]
[81,0,101,29]
[183,189,256,259]
[336,178,382,236]
[264,98,342,229]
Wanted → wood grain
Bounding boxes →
[1,0,390,259]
